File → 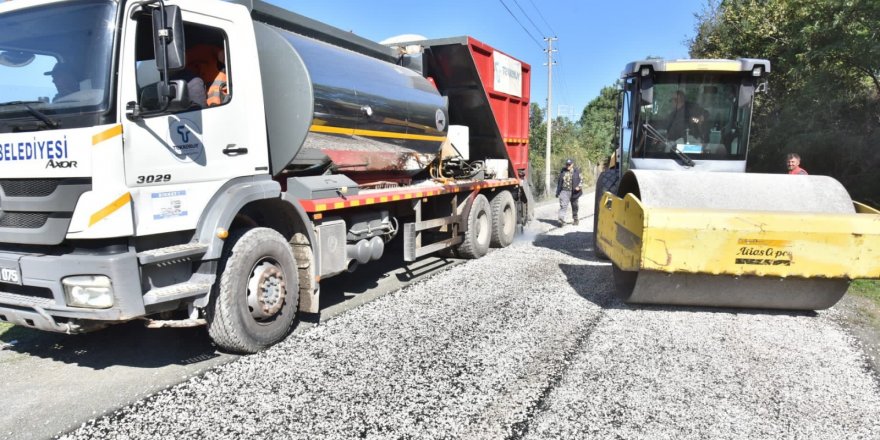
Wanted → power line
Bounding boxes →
[512,0,545,38]
[497,0,543,50]
[526,0,556,37]
[544,36,557,197]
[554,40,574,120]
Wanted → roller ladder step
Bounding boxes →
[137,243,209,266]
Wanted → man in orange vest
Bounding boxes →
[186,45,228,107]
[206,48,228,107]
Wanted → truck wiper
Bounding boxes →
[0,101,60,129]
[0,100,46,107]
[670,144,695,167]
[642,122,695,167]
[642,122,668,144]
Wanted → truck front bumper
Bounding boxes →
[0,246,143,333]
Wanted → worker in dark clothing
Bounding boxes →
[44,62,80,102]
[666,90,709,143]
[555,159,583,225]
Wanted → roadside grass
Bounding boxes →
[847,280,880,328]
[0,321,14,338]
[849,280,880,305]
[0,321,44,347]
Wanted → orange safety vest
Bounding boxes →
[185,44,228,106]
[207,70,228,107]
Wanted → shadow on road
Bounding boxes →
[0,321,223,369]
[532,230,597,261]
[319,233,460,310]
[534,218,562,228]
[2,230,463,368]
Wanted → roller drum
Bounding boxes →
[618,170,855,213]
[613,170,855,310]
[614,269,848,310]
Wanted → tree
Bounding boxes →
[528,103,547,195]
[579,85,619,165]
[689,0,880,205]
[527,86,621,198]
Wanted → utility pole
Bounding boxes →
[544,36,557,197]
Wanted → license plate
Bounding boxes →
[0,266,20,285]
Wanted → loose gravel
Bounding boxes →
[60,202,880,439]
[523,305,880,439]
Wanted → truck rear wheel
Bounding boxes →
[593,170,619,260]
[207,227,299,354]
[457,194,492,259]
[490,190,516,248]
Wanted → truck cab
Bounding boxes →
[0,0,273,332]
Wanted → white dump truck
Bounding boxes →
[0,0,534,352]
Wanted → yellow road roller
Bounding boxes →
[593,59,880,310]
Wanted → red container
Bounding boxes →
[464,37,531,178]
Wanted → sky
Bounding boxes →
[272,0,708,120]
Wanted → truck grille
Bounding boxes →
[0,282,54,301]
[0,178,92,245]
[0,212,50,228]
[0,179,60,197]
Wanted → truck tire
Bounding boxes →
[593,170,619,260]
[206,227,299,354]
[457,194,492,259]
[490,190,516,248]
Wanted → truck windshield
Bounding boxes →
[634,73,754,161]
[0,0,116,127]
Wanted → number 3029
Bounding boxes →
[136,174,172,184]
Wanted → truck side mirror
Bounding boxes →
[152,5,185,73]
[128,79,192,119]
[163,79,193,112]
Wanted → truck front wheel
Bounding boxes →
[207,228,299,354]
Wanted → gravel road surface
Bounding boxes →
[1,228,463,440]
[59,201,880,439]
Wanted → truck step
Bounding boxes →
[137,243,209,266]
[142,282,212,306]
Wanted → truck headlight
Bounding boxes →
[62,275,114,309]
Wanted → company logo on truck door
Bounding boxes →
[168,119,204,162]
[0,136,70,164]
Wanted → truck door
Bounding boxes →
[119,5,265,235]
